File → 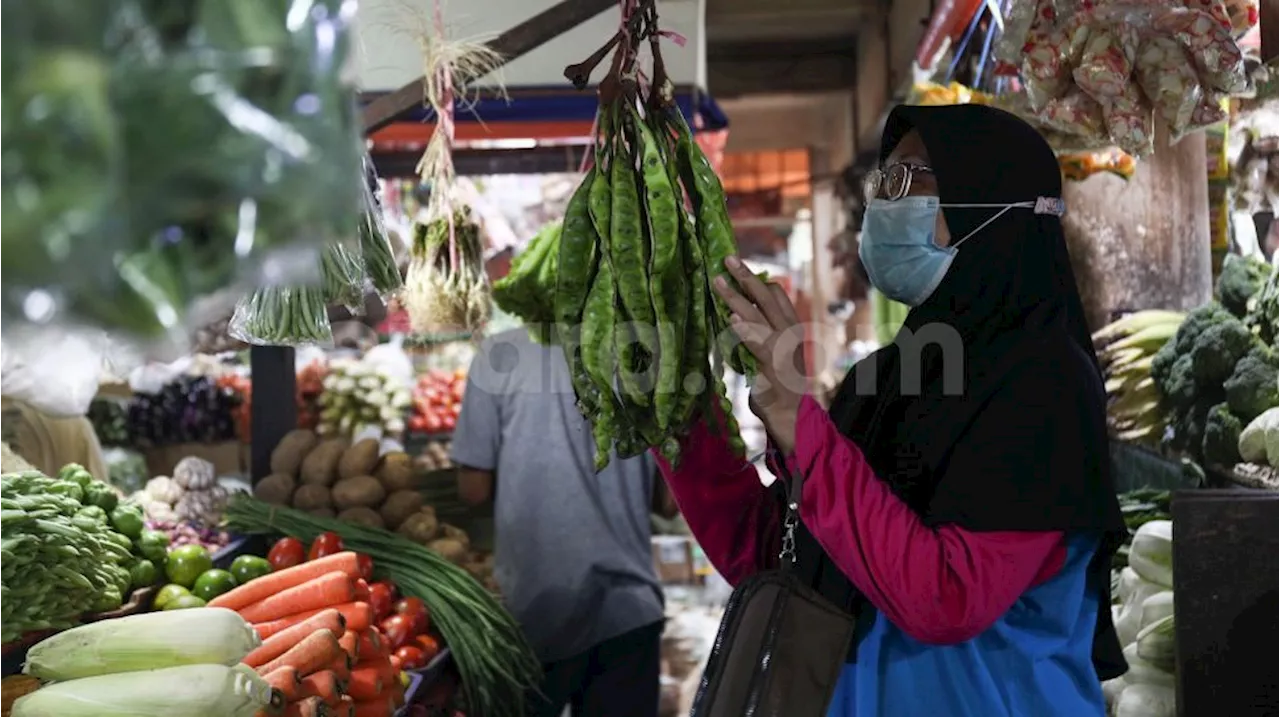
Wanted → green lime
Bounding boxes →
[229,555,272,585]
[191,569,238,602]
[153,584,190,610]
[163,594,208,610]
[165,545,214,588]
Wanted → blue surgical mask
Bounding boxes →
[858,195,1066,307]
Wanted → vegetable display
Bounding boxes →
[13,609,278,717]
[125,376,242,447]
[129,456,232,529]
[1,468,136,642]
[409,370,466,435]
[225,497,539,717]
[317,360,412,437]
[1103,520,1176,717]
[258,434,472,565]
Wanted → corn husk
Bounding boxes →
[23,608,259,680]
[11,663,277,717]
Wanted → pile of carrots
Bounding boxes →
[209,552,406,717]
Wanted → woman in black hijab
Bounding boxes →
[657,103,1128,716]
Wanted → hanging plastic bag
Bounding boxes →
[228,285,334,347]
[359,153,405,297]
[1,328,115,418]
[1,0,364,356]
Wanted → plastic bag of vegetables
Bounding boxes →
[1,0,365,357]
[360,152,404,298]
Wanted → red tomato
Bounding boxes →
[367,581,395,620]
[354,579,370,602]
[393,597,430,635]
[395,645,428,670]
[307,532,344,561]
[380,614,414,651]
[424,415,443,433]
[267,537,306,570]
[356,553,375,582]
[413,634,441,661]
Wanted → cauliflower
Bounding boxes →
[1224,345,1279,422]
[1215,254,1273,318]
[1202,403,1244,467]
[1239,407,1280,468]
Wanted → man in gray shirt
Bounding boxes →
[451,328,671,717]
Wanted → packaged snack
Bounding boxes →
[1102,83,1155,157]
[1073,24,1141,99]
[1039,88,1107,137]
[1154,8,1247,93]
[1134,36,1203,137]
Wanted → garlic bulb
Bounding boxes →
[173,456,218,491]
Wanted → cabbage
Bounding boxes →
[1115,568,1168,646]
[1115,682,1176,717]
[1122,644,1175,688]
[1136,615,1177,670]
[1129,521,1173,588]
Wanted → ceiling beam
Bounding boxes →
[362,0,618,133]
[707,37,857,97]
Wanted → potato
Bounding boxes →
[427,538,468,565]
[397,507,439,544]
[338,507,385,529]
[300,438,348,486]
[439,523,471,548]
[253,473,296,506]
[270,429,319,476]
[375,452,416,492]
[380,490,425,531]
[331,476,386,510]
[292,484,332,511]
[338,439,381,481]
[309,507,336,519]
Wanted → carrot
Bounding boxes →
[346,666,384,701]
[325,653,353,681]
[335,696,356,717]
[239,572,355,624]
[338,630,360,662]
[211,552,361,611]
[246,610,345,666]
[260,630,343,677]
[356,630,383,660]
[255,603,373,639]
[285,696,330,717]
[352,697,393,717]
[299,670,343,704]
[355,657,397,691]
[261,666,302,701]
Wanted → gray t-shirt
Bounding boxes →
[450,329,663,663]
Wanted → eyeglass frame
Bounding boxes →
[862,162,935,204]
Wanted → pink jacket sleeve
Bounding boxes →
[655,421,780,585]
[788,395,1067,644]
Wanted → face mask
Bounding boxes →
[858,195,1066,307]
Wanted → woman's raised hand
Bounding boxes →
[713,255,808,454]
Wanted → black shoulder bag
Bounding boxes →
[690,460,856,716]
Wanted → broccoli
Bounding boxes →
[1246,267,1278,348]
[1188,316,1255,385]
[1150,340,1178,396]
[1215,254,1273,318]
[1161,353,1199,409]
[1171,303,1234,355]
[1167,401,1216,454]
[1224,344,1280,422]
[1202,402,1244,467]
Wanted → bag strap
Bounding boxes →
[765,446,805,572]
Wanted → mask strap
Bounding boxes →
[945,196,1066,249]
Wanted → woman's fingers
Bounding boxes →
[728,313,773,363]
[724,256,789,329]
[713,276,766,327]
[769,283,800,325]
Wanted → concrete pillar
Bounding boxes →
[1060,128,1213,330]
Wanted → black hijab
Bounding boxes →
[791,103,1129,678]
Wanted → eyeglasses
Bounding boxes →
[862,163,934,203]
